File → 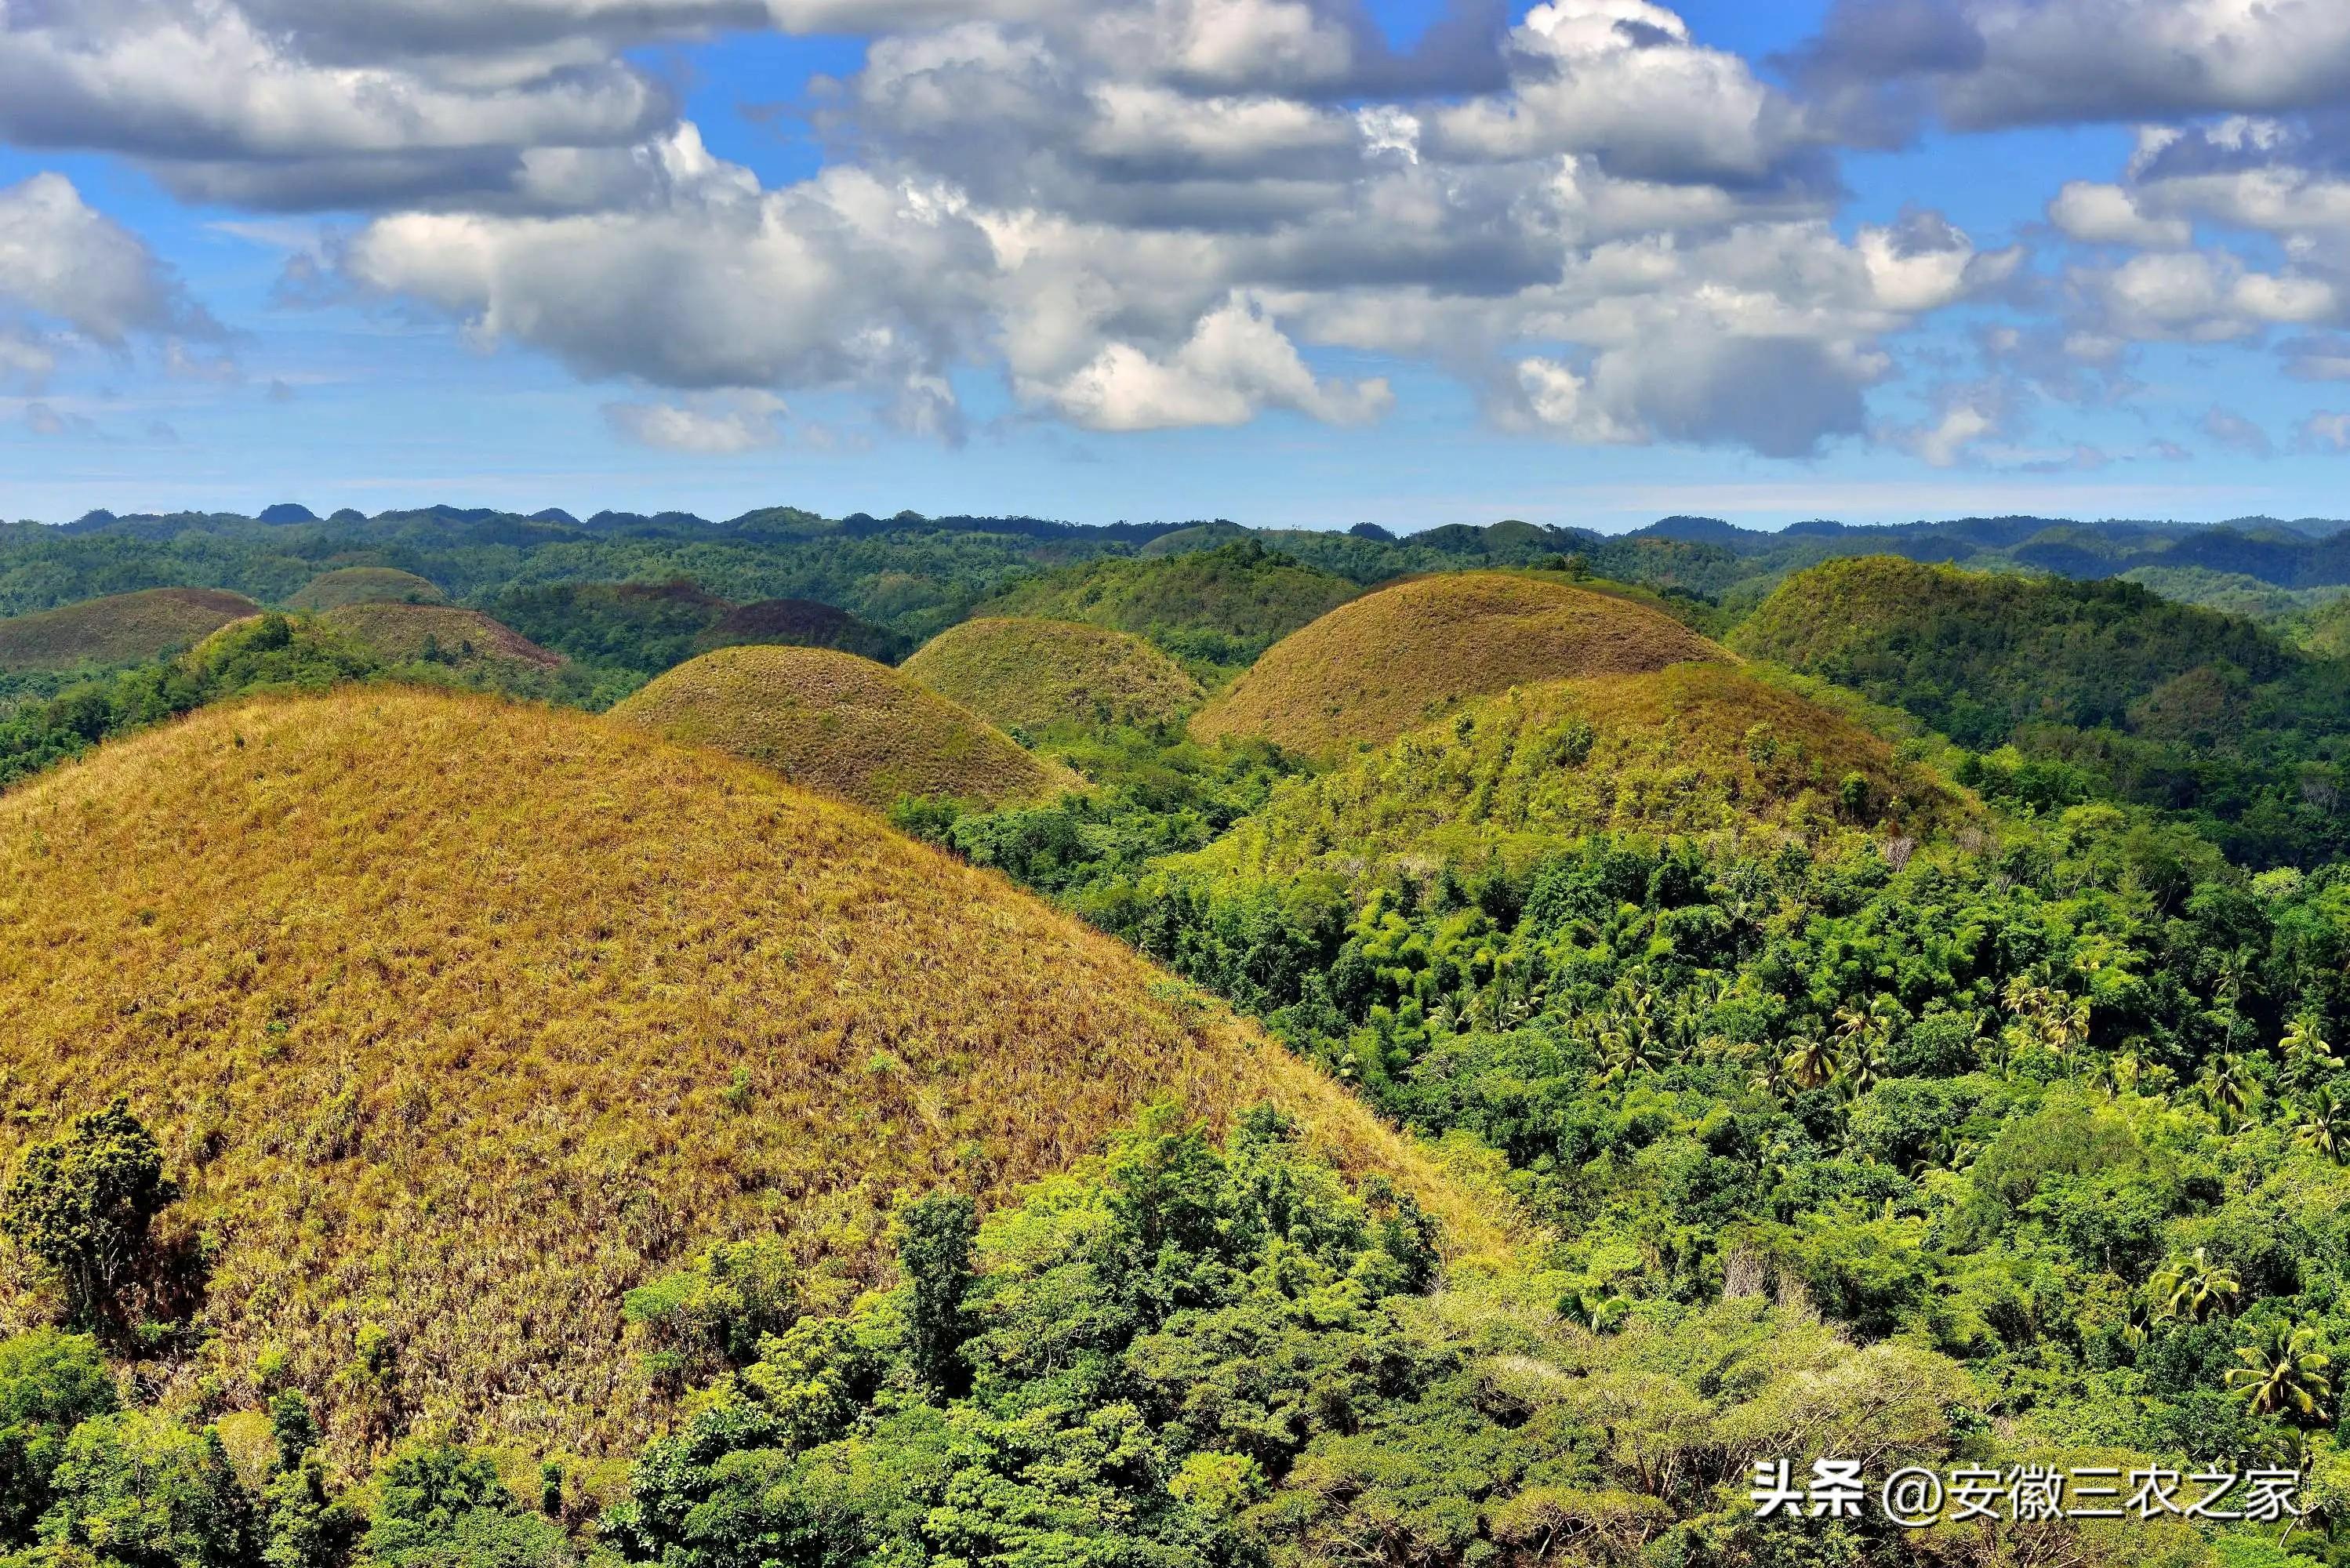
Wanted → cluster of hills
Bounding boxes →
[0,504,2346,1568]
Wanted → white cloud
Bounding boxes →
[2301,412,2350,453]
[2202,405,2273,458]
[603,391,790,453]
[2047,182,2192,248]
[1039,296,1392,430]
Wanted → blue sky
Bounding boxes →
[3,0,2349,531]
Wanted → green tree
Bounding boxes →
[39,1413,256,1568]
[2150,1247,2241,1324]
[2226,1323,2333,1421]
[0,1329,118,1547]
[2297,1087,2350,1166]
[895,1190,978,1399]
[0,1098,180,1326]
[367,1446,569,1568]
[260,1394,357,1568]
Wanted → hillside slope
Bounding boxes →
[1192,572,1726,757]
[0,588,261,673]
[323,603,564,675]
[285,568,447,612]
[1190,664,1963,884]
[611,645,1073,809]
[902,618,1202,733]
[0,690,1487,1458]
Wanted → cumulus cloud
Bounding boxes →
[1792,0,2350,137]
[604,390,790,453]
[0,173,217,388]
[2047,181,2192,249]
[1039,295,1392,430]
[2301,411,2350,452]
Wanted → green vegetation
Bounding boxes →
[976,542,1360,680]
[0,614,380,790]
[611,645,1077,810]
[900,619,1202,736]
[487,582,731,675]
[0,590,260,675]
[1735,557,2350,866]
[320,604,562,678]
[1193,570,1725,758]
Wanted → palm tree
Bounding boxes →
[2297,1088,2349,1166]
[1564,1290,1632,1334]
[2150,1247,2241,1323]
[2227,1323,2332,1421]
[1782,1033,1835,1092]
[2199,1051,2257,1130]
[2283,1013,2337,1091]
[1838,1033,1890,1099]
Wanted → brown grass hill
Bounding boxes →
[1190,572,1727,758]
[696,599,912,665]
[322,603,563,676]
[1186,663,1967,886]
[0,688,1499,1461]
[611,645,1076,810]
[977,542,1360,677]
[285,568,448,612]
[0,588,262,673]
[901,619,1204,735]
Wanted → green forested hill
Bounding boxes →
[1734,556,2350,865]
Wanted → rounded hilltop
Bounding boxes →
[0,688,1481,1457]
[902,618,1203,733]
[1191,570,1726,757]
[0,588,261,673]
[285,568,448,612]
[610,644,1075,810]
[321,601,562,674]
[1190,662,1967,884]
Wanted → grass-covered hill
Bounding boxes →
[0,588,261,673]
[611,645,1074,810]
[284,568,448,612]
[0,688,1480,1458]
[1189,663,1966,887]
[976,541,1360,677]
[901,619,1203,735]
[321,603,564,677]
[695,597,910,664]
[1733,555,2350,862]
[1192,571,1726,758]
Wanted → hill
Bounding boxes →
[1191,571,1726,757]
[285,568,448,612]
[900,619,1202,734]
[0,588,262,673]
[979,542,1360,676]
[1732,555,2350,862]
[696,597,910,664]
[322,603,564,676]
[1187,663,1963,885]
[610,646,1075,810]
[0,689,1486,1458]
[489,580,733,674]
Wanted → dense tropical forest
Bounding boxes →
[6,504,2350,1568]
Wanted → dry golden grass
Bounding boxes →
[285,569,448,612]
[611,645,1076,810]
[1190,572,1727,757]
[901,618,1204,733]
[0,688,1502,1461]
[322,604,562,673]
[1190,663,1967,885]
[0,589,262,673]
